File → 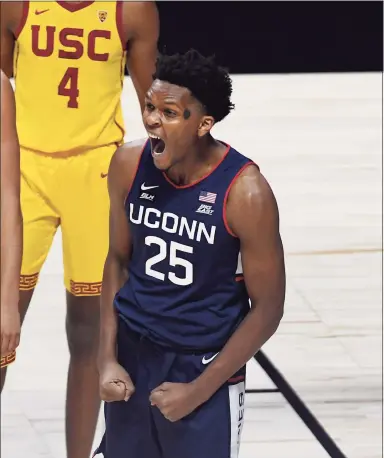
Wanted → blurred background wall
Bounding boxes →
[152,1,382,74]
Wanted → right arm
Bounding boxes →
[98,140,145,369]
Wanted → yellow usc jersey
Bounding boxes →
[14,1,127,154]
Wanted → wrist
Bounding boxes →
[97,352,117,372]
[190,377,214,405]
[1,295,20,310]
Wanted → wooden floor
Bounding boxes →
[1,72,382,458]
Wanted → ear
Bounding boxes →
[197,116,215,138]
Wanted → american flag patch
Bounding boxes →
[199,191,217,204]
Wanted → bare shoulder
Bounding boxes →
[111,138,147,171]
[108,138,148,195]
[229,164,277,210]
[122,1,158,20]
[226,164,280,237]
[122,1,159,40]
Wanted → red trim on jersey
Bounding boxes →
[56,1,95,13]
[223,162,256,238]
[116,1,126,50]
[162,143,231,190]
[123,140,149,207]
[15,0,29,39]
[113,48,127,143]
[235,275,244,282]
[228,375,245,383]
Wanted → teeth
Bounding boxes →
[148,133,160,140]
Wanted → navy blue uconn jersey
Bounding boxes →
[115,140,255,351]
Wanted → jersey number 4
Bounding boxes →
[58,67,79,108]
[145,236,193,286]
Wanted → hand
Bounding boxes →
[149,382,203,422]
[99,360,135,402]
[1,305,21,357]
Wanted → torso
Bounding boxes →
[115,140,255,352]
[10,1,129,154]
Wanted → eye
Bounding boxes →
[163,109,177,117]
[145,102,155,111]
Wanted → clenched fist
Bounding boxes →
[149,382,203,422]
[99,360,135,402]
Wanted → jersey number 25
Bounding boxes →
[145,236,193,286]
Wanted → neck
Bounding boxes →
[165,135,226,186]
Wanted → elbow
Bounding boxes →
[105,250,128,272]
[250,296,284,324]
[264,306,283,339]
[261,300,285,332]
[274,304,284,329]
[277,300,284,322]
[272,293,285,325]
[263,305,283,336]
[102,250,129,285]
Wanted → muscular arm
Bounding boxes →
[98,140,145,369]
[193,165,286,400]
[0,71,22,309]
[123,1,159,112]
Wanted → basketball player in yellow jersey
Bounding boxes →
[0,2,159,458]
[0,70,22,371]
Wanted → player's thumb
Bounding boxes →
[121,376,135,401]
[151,382,170,394]
[149,390,164,406]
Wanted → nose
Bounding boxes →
[145,109,161,128]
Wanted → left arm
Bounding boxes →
[1,71,22,355]
[150,165,285,421]
[124,2,159,112]
[193,165,286,401]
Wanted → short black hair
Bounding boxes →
[153,49,235,123]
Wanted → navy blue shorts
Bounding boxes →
[94,317,246,458]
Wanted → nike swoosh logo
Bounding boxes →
[202,352,219,365]
[35,9,49,15]
[141,183,159,191]
[100,173,108,178]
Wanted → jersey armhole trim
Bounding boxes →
[116,1,126,51]
[123,140,149,207]
[162,143,231,190]
[14,1,29,39]
[223,161,256,238]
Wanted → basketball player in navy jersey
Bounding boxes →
[96,50,286,458]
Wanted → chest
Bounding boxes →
[127,185,223,249]
[17,3,122,63]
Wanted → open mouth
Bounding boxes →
[148,133,165,155]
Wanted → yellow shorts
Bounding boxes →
[1,350,16,368]
[20,145,115,296]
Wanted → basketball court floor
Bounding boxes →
[1,72,382,458]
